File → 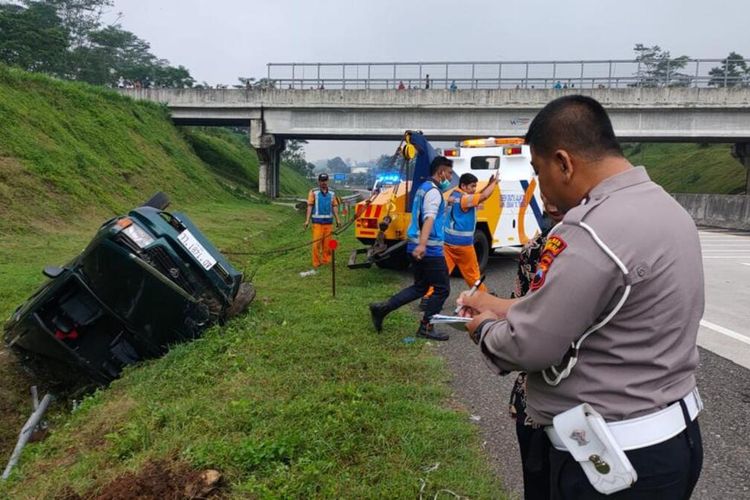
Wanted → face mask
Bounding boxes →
[439,179,451,191]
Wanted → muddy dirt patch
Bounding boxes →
[60,460,223,499]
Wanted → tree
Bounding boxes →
[708,52,748,87]
[0,0,194,88]
[631,44,690,87]
[373,153,397,174]
[304,162,316,177]
[326,156,350,174]
[0,2,69,75]
[70,25,194,87]
[281,139,311,176]
[235,76,277,90]
[41,0,113,49]
[150,63,194,88]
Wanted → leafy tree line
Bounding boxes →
[0,0,194,87]
[631,44,749,87]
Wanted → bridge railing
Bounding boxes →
[266,59,750,90]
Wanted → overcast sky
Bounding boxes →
[109,0,749,162]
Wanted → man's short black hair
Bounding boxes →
[459,173,478,187]
[430,156,453,175]
[525,95,623,160]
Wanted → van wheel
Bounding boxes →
[142,192,170,210]
[474,230,490,272]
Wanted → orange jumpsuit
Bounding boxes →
[308,189,338,267]
[426,190,488,296]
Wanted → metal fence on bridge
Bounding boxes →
[266,59,750,90]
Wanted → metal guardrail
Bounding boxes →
[266,59,750,90]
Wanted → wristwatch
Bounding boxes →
[471,319,495,345]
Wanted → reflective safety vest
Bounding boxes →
[311,189,335,224]
[445,190,476,246]
[407,180,446,257]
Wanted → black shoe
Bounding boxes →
[416,321,449,341]
[369,302,389,332]
[418,296,430,311]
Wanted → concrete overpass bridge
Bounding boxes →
[121,80,750,197]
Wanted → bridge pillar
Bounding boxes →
[250,120,284,197]
[731,143,750,195]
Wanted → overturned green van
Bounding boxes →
[4,193,254,385]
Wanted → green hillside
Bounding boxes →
[624,143,747,194]
[182,127,312,197]
[0,66,498,498]
[0,65,309,236]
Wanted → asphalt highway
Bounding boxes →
[430,229,750,499]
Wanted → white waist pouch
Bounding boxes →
[547,404,637,495]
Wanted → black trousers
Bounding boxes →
[517,421,551,500]
[524,415,703,500]
[385,255,450,321]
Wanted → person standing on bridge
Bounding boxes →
[304,173,340,269]
[369,156,454,341]
[459,95,704,499]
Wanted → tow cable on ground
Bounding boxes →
[220,190,378,281]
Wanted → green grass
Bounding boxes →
[0,65,310,237]
[624,142,747,194]
[0,65,231,235]
[0,200,503,499]
[182,127,312,197]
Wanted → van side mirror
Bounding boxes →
[43,266,64,279]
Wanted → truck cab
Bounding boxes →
[351,133,543,271]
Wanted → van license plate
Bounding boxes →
[178,229,217,270]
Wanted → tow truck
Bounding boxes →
[349,131,544,270]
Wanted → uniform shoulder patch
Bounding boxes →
[529,235,568,291]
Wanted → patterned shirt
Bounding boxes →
[508,228,550,427]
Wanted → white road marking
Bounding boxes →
[700,320,750,346]
[743,263,750,266]
[703,256,750,259]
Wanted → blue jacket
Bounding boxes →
[407,180,446,257]
[311,189,335,224]
[445,190,476,246]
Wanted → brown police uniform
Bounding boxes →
[477,167,704,499]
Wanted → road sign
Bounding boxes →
[333,173,347,182]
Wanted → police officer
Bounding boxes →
[459,95,704,499]
[304,173,340,269]
[369,156,454,341]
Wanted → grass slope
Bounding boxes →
[624,143,747,194]
[0,66,310,237]
[0,66,230,235]
[0,201,503,499]
[182,127,311,197]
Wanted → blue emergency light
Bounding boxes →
[376,173,402,183]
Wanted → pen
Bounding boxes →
[455,275,486,314]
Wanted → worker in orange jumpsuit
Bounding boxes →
[304,173,340,268]
[422,172,496,305]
